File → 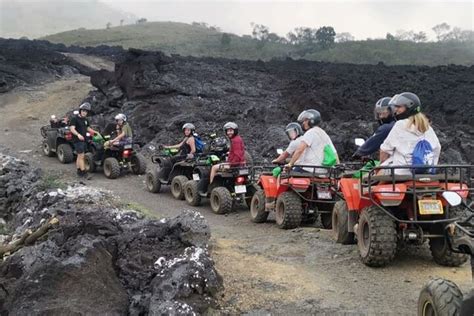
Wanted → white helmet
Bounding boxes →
[114,113,127,122]
[73,110,79,115]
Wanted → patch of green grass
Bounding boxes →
[38,173,67,191]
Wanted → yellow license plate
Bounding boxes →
[418,200,444,215]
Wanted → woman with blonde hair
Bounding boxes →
[379,92,441,175]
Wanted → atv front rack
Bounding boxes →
[359,164,474,224]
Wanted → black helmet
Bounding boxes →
[182,123,195,133]
[389,92,421,120]
[223,122,238,136]
[297,109,321,128]
[374,97,394,124]
[285,122,303,140]
[79,102,91,111]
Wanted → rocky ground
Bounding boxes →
[0,39,473,315]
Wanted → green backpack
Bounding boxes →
[322,144,337,167]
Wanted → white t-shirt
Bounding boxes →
[285,137,304,164]
[298,127,338,172]
[380,119,441,175]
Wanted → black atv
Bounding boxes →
[145,133,231,200]
[41,124,76,164]
[84,123,147,179]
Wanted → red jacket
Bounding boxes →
[227,135,245,165]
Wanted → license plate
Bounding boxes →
[193,173,200,181]
[317,190,332,200]
[235,185,247,194]
[418,200,444,215]
[239,169,249,175]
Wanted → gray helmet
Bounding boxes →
[389,92,421,119]
[79,102,91,111]
[223,122,238,136]
[285,122,303,139]
[114,113,127,122]
[297,109,321,128]
[182,123,195,131]
[374,97,393,122]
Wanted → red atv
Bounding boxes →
[250,165,338,229]
[333,164,473,267]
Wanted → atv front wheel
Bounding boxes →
[332,201,355,244]
[42,140,54,157]
[275,191,302,229]
[184,180,202,206]
[104,157,121,179]
[250,190,268,223]
[146,169,161,193]
[210,187,233,214]
[131,153,147,175]
[418,278,463,316]
[57,144,74,164]
[357,206,397,267]
[171,175,188,200]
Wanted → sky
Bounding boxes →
[101,0,474,39]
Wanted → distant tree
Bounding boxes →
[315,26,336,48]
[460,30,474,42]
[267,32,286,43]
[432,23,451,41]
[120,19,124,26]
[209,26,222,32]
[412,31,428,43]
[250,23,270,41]
[106,22,112,29]
[386,33,396,40]
[221,33,232,47]
[20,36,29,40]
[136,18,147,24]
[335,32,354,43]
[395,29,414,41]
[444,27,463,41]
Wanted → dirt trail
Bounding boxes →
[0,54,471,315]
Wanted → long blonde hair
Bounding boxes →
[407,112,430,133]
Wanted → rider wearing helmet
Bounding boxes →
[272,122,304,164]
[164,123,197,160]
[69,102,98,179]
[286,109,338,172]
[105,113,133,148]
[380,92,441,175]
[210,122,246,183]
[353,97,395,158]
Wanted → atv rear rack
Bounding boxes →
[359,165,474,224]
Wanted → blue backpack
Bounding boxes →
[412,139,435,174]
[194,135,205,153]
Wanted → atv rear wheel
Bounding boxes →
[210,187,233,214]
[57,144,74,164]
[250,190,268,223]
[357,206,397,267]
[146,169,161,193]
[430,207,469,267]
[131,153,147,175]
[184,180,201,206]
[84,152,96,173]
[171,175,188,200]
[42,140,54,157]
[103,157,121,179]
[275,191,302,229]
[332,201,355,244]
[418,278,463,316]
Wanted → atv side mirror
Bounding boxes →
[276,148,284,155]
[355,138,365,147]
[442,191,462,207]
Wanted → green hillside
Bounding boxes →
[42,21,474,66]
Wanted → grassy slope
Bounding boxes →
[42,22,474,65]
